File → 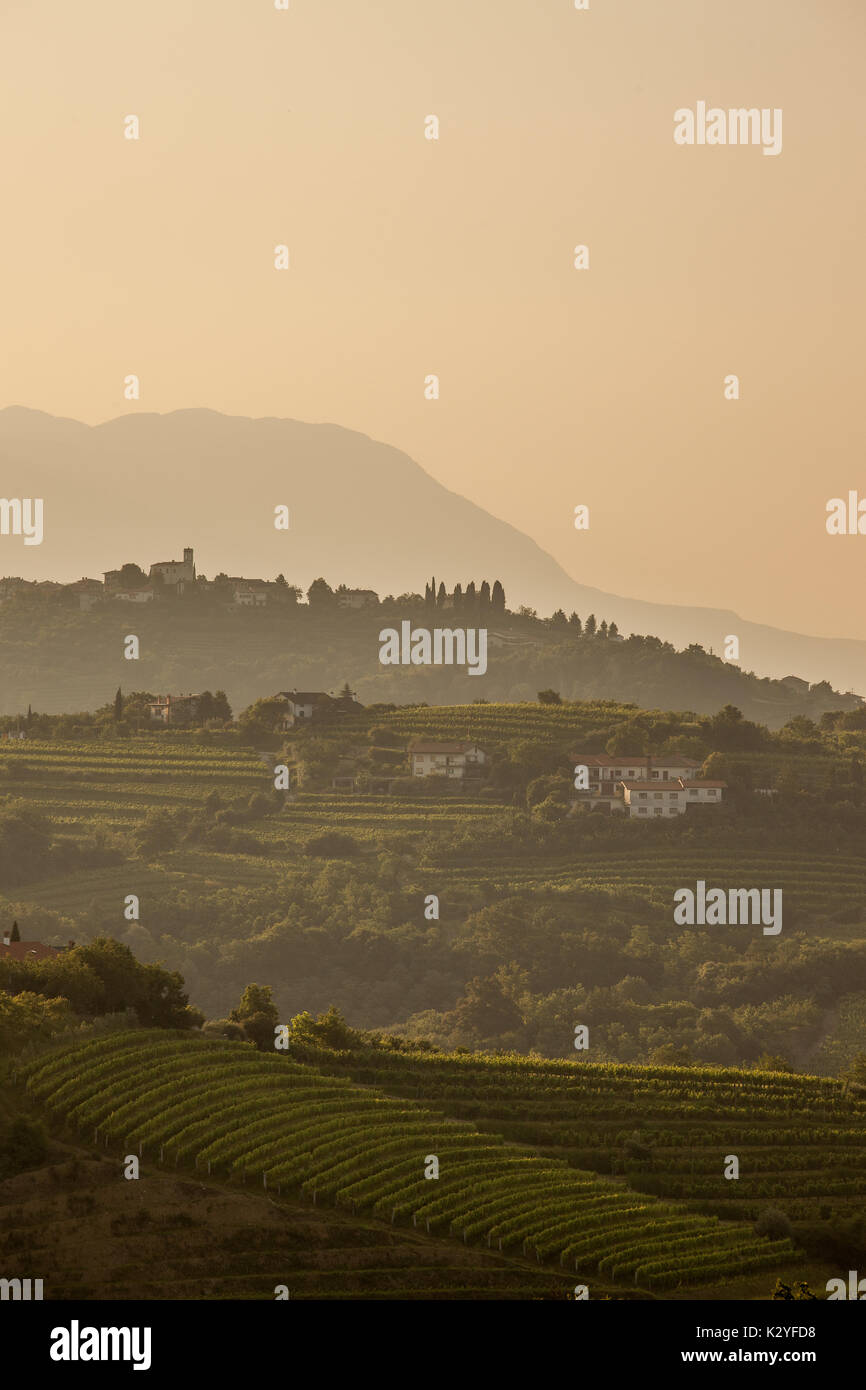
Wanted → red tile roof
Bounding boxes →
[0,941,60,960]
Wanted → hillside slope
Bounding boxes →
[15,1031,803,1296]
[2,405,866,691]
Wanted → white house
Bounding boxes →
[620,777,726,818]
[233,582,269,607]
[410,741,487,778]
[275,691,333,729]
[572,754,703,801]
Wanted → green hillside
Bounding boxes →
[13,1030,814,1297]
[291,1044,866,1229]
[2,701,866,1068]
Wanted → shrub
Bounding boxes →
[0,1116,49,1178]
[304,832,359,858]
[754,1207,793,1242]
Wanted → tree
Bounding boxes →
[113,687,123,721]
[119,563,148,589]
[568,612,582,634]
[198,690,232,724]
[437,581,446,608]
[479,580,491,607]
[609,621,619,638]
[465,581,477,606]
[25,704,32,728]
[755,1208,793,1242]
[537,689,562,705]
[842,1053,866,1086]
[230,982,279,1050]
[10,921,20,942]
[598,620,608,638]
[452,583,462,609]
[136,809,178,857]
[584,613,597,637]
[450,975,523,1040]
[307,577,336,607]
[491,580,506,613]
[289,1005,359,1050]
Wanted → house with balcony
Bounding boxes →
[409,740,487,778]
[571,753,703,805]
[149,693,202,726]
[620,777,727,818]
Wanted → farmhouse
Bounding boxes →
[274,688,363,730]
[232,580,270,608]
[410,740,487,779]
[1,932,60,960]
[620,778,727,818]
[336,588,379,609]
[149,693,201,726]
[571,753,725,815]
[573,754,703,801]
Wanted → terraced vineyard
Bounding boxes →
[269,791,510,844]
[440,849,866,915]
[372,700,647,746]
[17,1031,800,1294]
[0,740,269,833]
[293,1046,866,1224]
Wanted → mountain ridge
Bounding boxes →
[0,405,862,693]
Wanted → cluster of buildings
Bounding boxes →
[0,548,381,613]
[147,686,365,727]
[573,754,725,817]
[403,744,725,816]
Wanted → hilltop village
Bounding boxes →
[0,547,509,616]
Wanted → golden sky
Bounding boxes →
[1,0,864,636]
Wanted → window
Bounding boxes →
[654,792,663,800]
[639,792,647,800]
[638,807,647,815]
[690,789,698,797]
[654,808,663,816]
[669,792,677,799]
[709,789,718,797]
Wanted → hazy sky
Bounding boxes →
[1,0,864,637]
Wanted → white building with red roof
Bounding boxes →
[409,741,487,778]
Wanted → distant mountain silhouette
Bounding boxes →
[0,405,863,693]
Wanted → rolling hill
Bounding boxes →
[2,404,866,693]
